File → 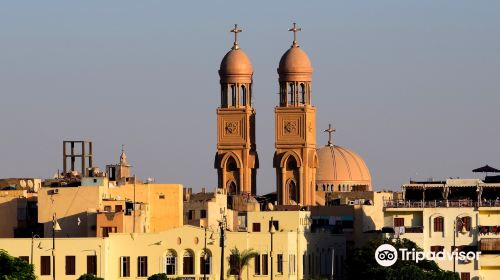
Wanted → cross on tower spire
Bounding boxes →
[288,22,302,47]
[324,124,336,146]
[230,24,242,50]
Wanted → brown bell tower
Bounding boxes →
[215,25,258,195]
[274,23,318,205]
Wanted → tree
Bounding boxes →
[345,238,459,280]
[228,247,259,280]
[0,249,36,280]
[77,274,104,280]
[148,273,169,280]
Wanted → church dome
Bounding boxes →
[277,45,312,82]
[219,49,253,83]
[316,145,372,192]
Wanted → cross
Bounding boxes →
[324,124,336,146]
[230,24,242,50]
[288,22,301,46]
[121,144,125,153]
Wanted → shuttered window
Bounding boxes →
[120,256,130,277]
[138,256,148,277]
[87,255,97,275]
[66,256,76,275]
[434,217,444,232]
[41,256,51,275]
[394,218,404,227]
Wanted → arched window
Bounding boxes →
[240,85,246,106]
[227,157,238,172]
[286,157,298,171]
[183,250,194,275]
[300,83,306,104]
[288,83,295,105]
[433,216,444,232]
[288,180,297,202]
[230,85,237,107]
[165,250,177,275]
[460,216,472,231]
[200,250,212,275]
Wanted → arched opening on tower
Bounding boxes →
[288,83,295,105]
[300,83,306,104]
[227,180,237,195]
[287,179,298,203]
[230,85,237,107]
[240,85,246,106]
[224,156,240,195]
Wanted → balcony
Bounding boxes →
[383,199,500,208]
[479,238,500,254]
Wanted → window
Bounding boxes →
[254,254,261,275]
[200,251,211,275]
[430,246,444,253]
[159,194,165,199]
[252,223,261,232]
[120,256,130,277]
[289,254,296,274]
[200,210,207,219]
[229,254,238,275]
[41,256,51,275]
[183,250,194,275]
[434,217,444,232]
[277,254,283,274]
[165,251,177,275]
[138,256,148,277]
[87,255,97,275]
[104,206,112,212]
[240,85,246,106]
[115,205,123,212]
[231,85,237,106]
[269,220,279,231]
[187,210,194,220]
[65,256,76,275]
[262,254,268,275]
[394,218,404,227]
[19,256,29,263]
[460,272,470,280]
[461,216,471,231]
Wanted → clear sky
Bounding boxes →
[1,1,499,194]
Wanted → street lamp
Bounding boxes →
[52,213,62,280]
[218,209,227,280]
[30,233,41,265]
[203,226,215,280]
[453,216,467,273]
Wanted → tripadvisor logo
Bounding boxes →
[374,244,481,267]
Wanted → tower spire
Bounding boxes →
[324,124,335,146]
[230,24,242,50]
[288,22,302,47]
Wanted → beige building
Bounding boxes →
[0,211,346,280]
[383,179,500,280]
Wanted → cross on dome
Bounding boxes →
[288,22,302,47]
[230,24,242,50]
[324,124,336,146]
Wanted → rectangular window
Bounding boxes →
[394,218,404,227]
[200,209,207,219]
[252,223,261,232]
[87,255,97,275]
[188,210,194,220]
[159,194,165,199]
[104,205,112,212]
[41,256,51,275]
[254,254,261,275]
[138,256,148,277]
[229,254,238,275]
[434,217,444,232]
[460,272,470,280]
[430,246,444,253]
[262,254,268,275]
[277,254,283,274]
[289,254,296,274]
[65,256,76,275]
[120,256,130,277]
[115,205,123,212]
[19,256,29,263]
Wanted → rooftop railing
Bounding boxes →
[384,199,500,208]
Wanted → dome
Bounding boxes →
[219,48,253,83]
[316,145,372,191]
[277,45,313,82]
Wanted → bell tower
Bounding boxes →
[215,25,258,195]
[274,23,318,205]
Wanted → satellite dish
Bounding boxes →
[27,180,34,188]
[19,180,27,188]
[267,203,274,211]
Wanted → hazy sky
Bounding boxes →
[1,1,499,194]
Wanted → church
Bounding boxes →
[214,24,372,206]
